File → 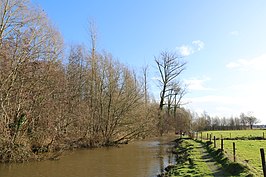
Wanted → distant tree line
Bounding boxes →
[0,0,190,162]
[192,111,259,131]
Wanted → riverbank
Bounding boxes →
[159,138,253,177]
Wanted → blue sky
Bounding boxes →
[32,0,266,123]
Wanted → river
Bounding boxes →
[0,136,176,177]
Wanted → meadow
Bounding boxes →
[202,129,266,176]
[201,129,266,140]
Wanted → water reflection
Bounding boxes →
[0,136,176,177]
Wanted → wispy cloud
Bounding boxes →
[177,45,193,57]
[187,90,266,122]
[192,40,205,51]
[226,54,266,71]
[185,95,247,118]
[176,40,205,57]
[190,95,241,105]
[184,77,212,91]
[230,30,240,36]
[185,78,266,123]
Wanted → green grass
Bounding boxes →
[199,130,266,176]
[163,137,255,177]
[203,141,253,177]
[163,139,215,177]
[221,140,265,176]
[201,129,266,140]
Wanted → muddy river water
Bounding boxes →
[0,136,176,177]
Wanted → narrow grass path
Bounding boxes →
[161,139,229,177]
[196,141,229,177]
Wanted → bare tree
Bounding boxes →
[142,65,149,107]
[243,112,259,129]
[0,0,64,162]
[155,51,186,135]
[155,51,186,111]
[240,112,248,129]
[0,0,164,163]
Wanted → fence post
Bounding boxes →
[260,148,266,177]
[221,139,223,151]
[233,142,236,162]
[210,134,212,142]
[207,133,209,141]
[214,136,216,148]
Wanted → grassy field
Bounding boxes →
[200,129,266,140]
[216,140,265,176]
[201,129,266,176]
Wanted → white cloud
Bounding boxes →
[184,77,212,91]
[185,95,241,119]
[184,54,266,123]
[177,45,193,57]
[226,61,241,68]
[185,80,266,123]
[230,30,240,36]
[226,54,266,71]
[185,95,247,120]
[176,40,205,57]
[189,95,241,105]
[192,40,205,51]
[215,106,234,112]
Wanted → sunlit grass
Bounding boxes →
[201,129,266,140]
[199,130,266,176]
[221,140,265,176]
[165,140,214,177]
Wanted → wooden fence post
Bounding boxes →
[260,148,266,177]
[214,136,216,148]
[221,139,223,151]
[233,142,236,162]
[207,133,209,141]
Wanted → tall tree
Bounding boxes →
[0,0,64,162]
[155,51,186,135]
[142,65,149,107]
[243,112,259,129]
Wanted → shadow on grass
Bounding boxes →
[196,140,255,177]
[160,138,228,177]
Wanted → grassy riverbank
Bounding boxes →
[160,138,253,177]
[160,139,214,176]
